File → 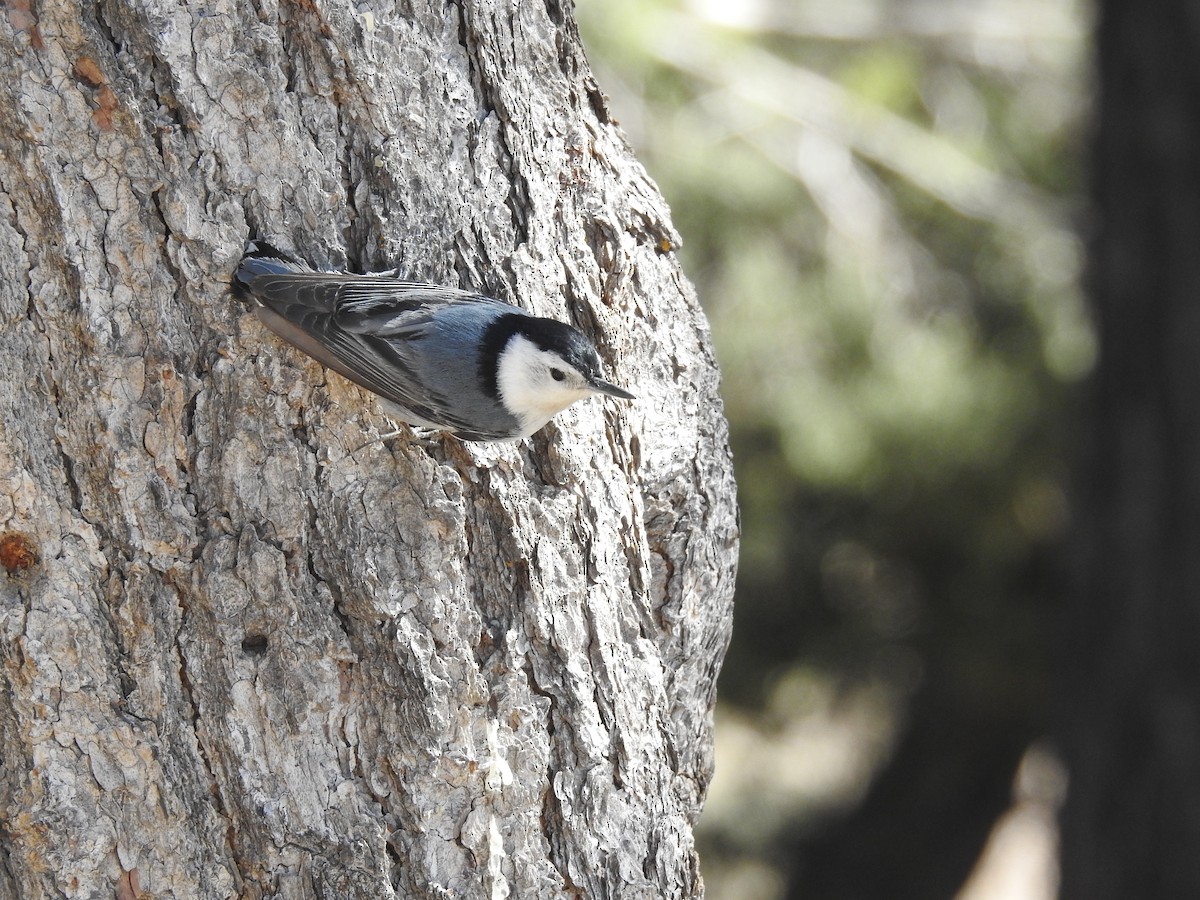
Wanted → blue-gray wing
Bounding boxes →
[235,250,519,437]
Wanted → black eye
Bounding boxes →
[549,368,566,382]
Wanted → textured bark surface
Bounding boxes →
[0,1,738,897]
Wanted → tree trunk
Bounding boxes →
[0,1,738,897]
[1058,0,1200,896]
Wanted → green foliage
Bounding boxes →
[580,0,1087,892]
[581,0,1086,674]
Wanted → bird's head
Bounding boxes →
[494,318,635,437]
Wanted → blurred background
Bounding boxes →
[577,0,1091,896]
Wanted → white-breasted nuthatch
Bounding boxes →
[233,242,635,441]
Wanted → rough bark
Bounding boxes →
[0,1,738,897]
[1058,0,1200,896]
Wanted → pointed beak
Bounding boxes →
[590,377,636,400]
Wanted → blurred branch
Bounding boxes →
[690,0,1084,73]
[651,14,1058,232]
[631,10,1092,380]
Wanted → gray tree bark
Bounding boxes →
[0,0,738,897]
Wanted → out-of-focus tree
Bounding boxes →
[1059,1,1200,897]
[580,0,1089,896]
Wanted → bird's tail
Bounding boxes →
[232,241,316,299]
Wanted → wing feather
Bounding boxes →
[235,252,520,438]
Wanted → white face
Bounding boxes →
[496,334,597,436]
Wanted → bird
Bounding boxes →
[232,241,635,441]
